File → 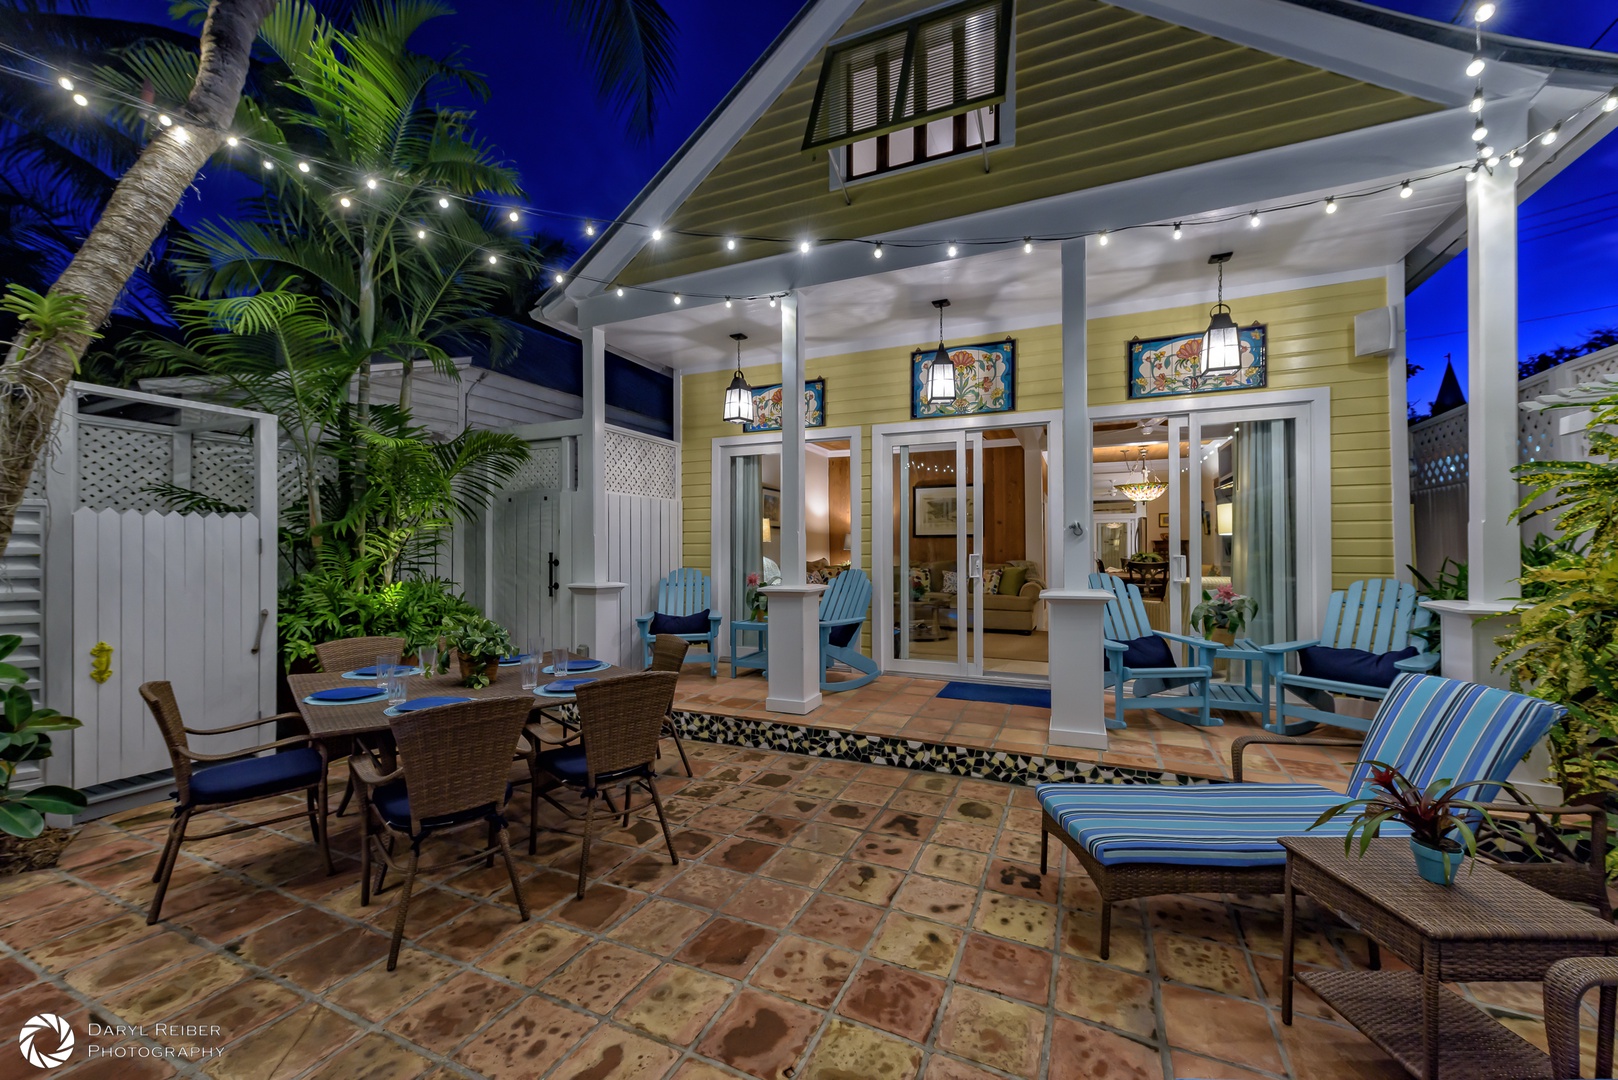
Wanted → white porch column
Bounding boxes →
[1467,165,1521,606]
[568,320,625,663]
[763,293,825,714]
[1046,237,1112,750]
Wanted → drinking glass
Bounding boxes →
[520,654,540,690]
[386,672,407,707]
[376,653,401,689]
[417,643,439,679]
[552,647,570,676]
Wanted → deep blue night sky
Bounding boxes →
[83,0,1618,411]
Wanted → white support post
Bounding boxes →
[763,293,825,715]
[568,320,624,662]
[1385,266,1412,583]
[1046,238,1112,750]
[1467,165,1520,606]
[253,415,278,731]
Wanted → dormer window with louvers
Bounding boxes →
[804,0,1013,181]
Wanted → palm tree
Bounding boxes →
[0,0,675,551]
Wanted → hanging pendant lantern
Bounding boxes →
[1201,252,1242,376]
[1116,446,1167,504]
[722,332,755,424]
[923,298,956,404]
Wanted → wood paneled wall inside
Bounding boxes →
[828,456,852,560]
[897,445,1026,566]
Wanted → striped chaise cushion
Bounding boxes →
[1037,782,1399,868]
[1039,674,1562,869]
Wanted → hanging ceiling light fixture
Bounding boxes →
[1200,252,1241,377]
[722,333,755,424]
[1116,447,1167,504]
[923,299,957,404]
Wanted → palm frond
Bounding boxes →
[562,0,677,141]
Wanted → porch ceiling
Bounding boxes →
[604,169,1467,373]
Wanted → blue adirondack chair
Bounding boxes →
[1090,573,1217,729]
[819,569,878,692]
[727,569,878,693]
[634,568,722,676]
[1258,578,1438,736]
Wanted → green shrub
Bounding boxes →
[0,635,85,838]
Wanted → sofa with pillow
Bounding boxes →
[899,560,1045,633]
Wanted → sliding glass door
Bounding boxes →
[890,431,981,677]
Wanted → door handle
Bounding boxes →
[968,554,983,580]
[547,554,560,597]
[250,608,269,654]
[1170,555,1188,583]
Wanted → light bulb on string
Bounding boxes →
[724,297,732,308]
[415,228,426,239]
[487,254,498,265]
[1022,237,1033,253]
[872,243,883,259]
[1466,165,1479,182]
[365,177,378,190]
[297,161,310,172]
[225,135,238,147]
[1097,231,1109,246]
[1172,223,1183,239]
[616,286,625,297]
[339,196,351,208]
[1474,2,1494,21]
[71,93,87,107]
[673,293,683,305]
[1478,144,1495,160]
[947,244,958,257]
[1509,150,1524,167]
[1470,88,1484,114]
[437,196,450,209]
[724,237,736,250]
[1248,210,1261,227]
[1324,197,1337,214]
[1605,92,1617,113]
[553,272,565,285]
[585,222,596,236]
[262,159,274,170]
[1467,54,1485,77]
[1400,180,1413,199]
[769,296,777,308]
[57,76,73,91]
[651,228,663,241]
[1542,123,1560,146]
[1486,153,1501,167]
[508,210,520,222]
[1473,119,1488,142]
[157,114,172,127]
[799,240,811,254]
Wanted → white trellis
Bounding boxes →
[1410,344,1618,578]
[8,383,280,811]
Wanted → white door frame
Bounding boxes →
[873,409,1063,684]
[709,426,863,653]
[1088,389,1332,635]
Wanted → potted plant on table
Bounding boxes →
[1190,583,1258,677]
[1309,760,1526,886]
[441,615,515,689]
[744,572,768,621]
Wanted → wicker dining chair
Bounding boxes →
[139,681,333,925]
[534,671,680,898]
[352,696,533,970]
[647,634,694,776]
[314,635,408,675]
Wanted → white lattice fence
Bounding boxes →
[78,423,173,512]
[192,434,257,510]
[503,442,566,493]
[604,428,677,499]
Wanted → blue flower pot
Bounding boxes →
[1410,838,1464,886]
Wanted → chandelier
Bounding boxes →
[1116,446,1167,503]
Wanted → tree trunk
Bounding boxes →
[0,0,277,553]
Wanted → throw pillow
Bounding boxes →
[941,570,959,595]
[807,570,827,585]
[909,567,931,591]
[1298,645,1418,689]
[998,565,1029,595]
[650,609,710,635]
[1120,634,1176,670]
[982,567,1003,594]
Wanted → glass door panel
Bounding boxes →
[1192,416,1297,645]
[890,432,973,676]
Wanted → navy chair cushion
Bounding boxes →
[651,608,711,636]
[1299,645,1418,689]
[536,747,650,790]
[186,747,323,805]
[1120,635,1176,670]
[827,622,860,648]
[372,780,511,835]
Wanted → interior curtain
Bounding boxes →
[731,455,763,616]
[1230,420,1296,643]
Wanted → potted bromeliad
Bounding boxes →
[1190,583,1258,677]
[441,615,515,689]
[1309,760,1526,886]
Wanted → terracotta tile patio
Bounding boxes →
[0,739,1603,1079]
[673,670,1366,790]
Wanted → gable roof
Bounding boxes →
[537,0,1618,329]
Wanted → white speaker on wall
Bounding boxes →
[1354,305,1402,357]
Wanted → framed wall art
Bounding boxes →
[1127,325,1266,400]
[912,485,974,537]
[743,378,826,433]
[912,339,1015,419]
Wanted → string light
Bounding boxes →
[1474,2,1495,21]
[1400,180,1413,199]
[261,159,273,170]
[1472,119,1488,142]
[416,228,426,239]
[1467,54,1485,77]
[71,93,87,107]
[553,272,565,284]
[508,210,520,222]
[1324,197,1337,214]
[1466,165,1479,182]
[1478,144,1495,160]
[672,293,682,305]
[1470,88,1484,114]
[1097,231,1109,246]
[724,297,732,307]
[872,242,883,259]
[297,160,311,172]
[364,177,378,190]
[157,113,172,127]
[437,196,449,208]
[1486,152,1501,167]
[56,76,72,90]
[585,222,596,236]
[1172,223,1183,239]
[650,228,663,240]
[1508,150,1524,167]
[947,243,958,257]
[725,237,736,250]
[1248,210,1261,227]
[225,135,238,147]
[769,297,777,307]
[487,254,498,264]
[1022,238,1033,253]
[1605,91,1618,113]
[617,286,625,297]
[339,196,351,208]
[1542,123,1560,145]
[799,240,811,254]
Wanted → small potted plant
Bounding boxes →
[1309,760,1526,886]
[1190,583,1259,675]
[744,572,768,621]
[441,615,515,688]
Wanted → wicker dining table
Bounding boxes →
[1280,835,1618,1080]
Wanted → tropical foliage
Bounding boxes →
[0,635,84,839]
[441,614,514,687]
[1496,392,1618,800]
[1310,759,1521,862]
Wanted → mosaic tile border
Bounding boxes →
[671,709,1211,789]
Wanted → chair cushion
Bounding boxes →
[372,780,511,834]
[1298,645,1417,689]
[651,609,711,636]
[1037,782,1406,868]
[1121,635,1175,670]
[186,748,324,805]
[536,747,649,789]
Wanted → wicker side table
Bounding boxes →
[1280,835,1618,1080]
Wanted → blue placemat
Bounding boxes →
[542,677,597,694]
[498,654,531,667]
[305,687,387,705]
[389,695,473,715]
[543,659,606,675]
[341,664,419,680]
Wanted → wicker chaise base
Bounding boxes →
[1040,807,1285,959]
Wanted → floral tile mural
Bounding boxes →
[1128,325,1267,399]
[742,378,826,433]
[911,339,1016,419]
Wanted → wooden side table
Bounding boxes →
[1280,835,1618,1080]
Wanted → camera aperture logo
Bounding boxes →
[19,1013,73,1069]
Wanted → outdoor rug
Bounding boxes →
[936,681,1052,709]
